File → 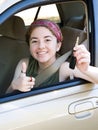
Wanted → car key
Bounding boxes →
[69,36,79,69]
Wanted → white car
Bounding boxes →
[0,0,98,130]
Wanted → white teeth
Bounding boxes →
[38,52,47,55]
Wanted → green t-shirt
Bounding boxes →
[26,56,59,88]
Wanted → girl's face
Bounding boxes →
[29,26,61,66]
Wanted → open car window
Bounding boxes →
[15,4,60,26]
[0,1,88,99]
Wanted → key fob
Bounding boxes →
[69,53,76,69]
[69,36,79,69]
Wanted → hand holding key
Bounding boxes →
[73,44,90,72]
[69,36,90,72]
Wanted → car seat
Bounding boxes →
[66,15,85,30]
[59,26,87,55]
[0,16,30,96]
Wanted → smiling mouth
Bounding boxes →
[37,51,48,55]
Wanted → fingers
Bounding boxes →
[27,77,35,87]
[20,62,27,77]
[73,45,90,64]
[19,77,35,92]
[18,62,35,92]
[26,80,35,88]
[12,61,35,92]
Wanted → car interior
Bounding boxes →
[0,1,88,96]
[0,16,30,95]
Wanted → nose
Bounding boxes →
[39,40,45,49]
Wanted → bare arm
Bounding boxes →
[60,45,98,84]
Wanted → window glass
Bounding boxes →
[15,4,60,26]
[15,7,38,25]
[38,4,60,23]
[0,1,88,98]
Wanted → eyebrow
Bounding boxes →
[30,35,52,41]
[44,36,52,38]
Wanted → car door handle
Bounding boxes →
[68,97,98,119]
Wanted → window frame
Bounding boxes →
[0,0,92,103]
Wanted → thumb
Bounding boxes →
[21,62,27,77]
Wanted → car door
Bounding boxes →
[1,83,98,130]
[0,0,98,130]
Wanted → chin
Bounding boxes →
[39,60,48,64]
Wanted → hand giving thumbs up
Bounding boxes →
[11,61,35,92]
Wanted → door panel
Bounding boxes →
[0,83,98,130]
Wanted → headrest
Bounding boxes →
[66,15,85,30]
[0,16,26,41]
[59,26,87,55]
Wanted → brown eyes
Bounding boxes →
[30,39,51,44]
